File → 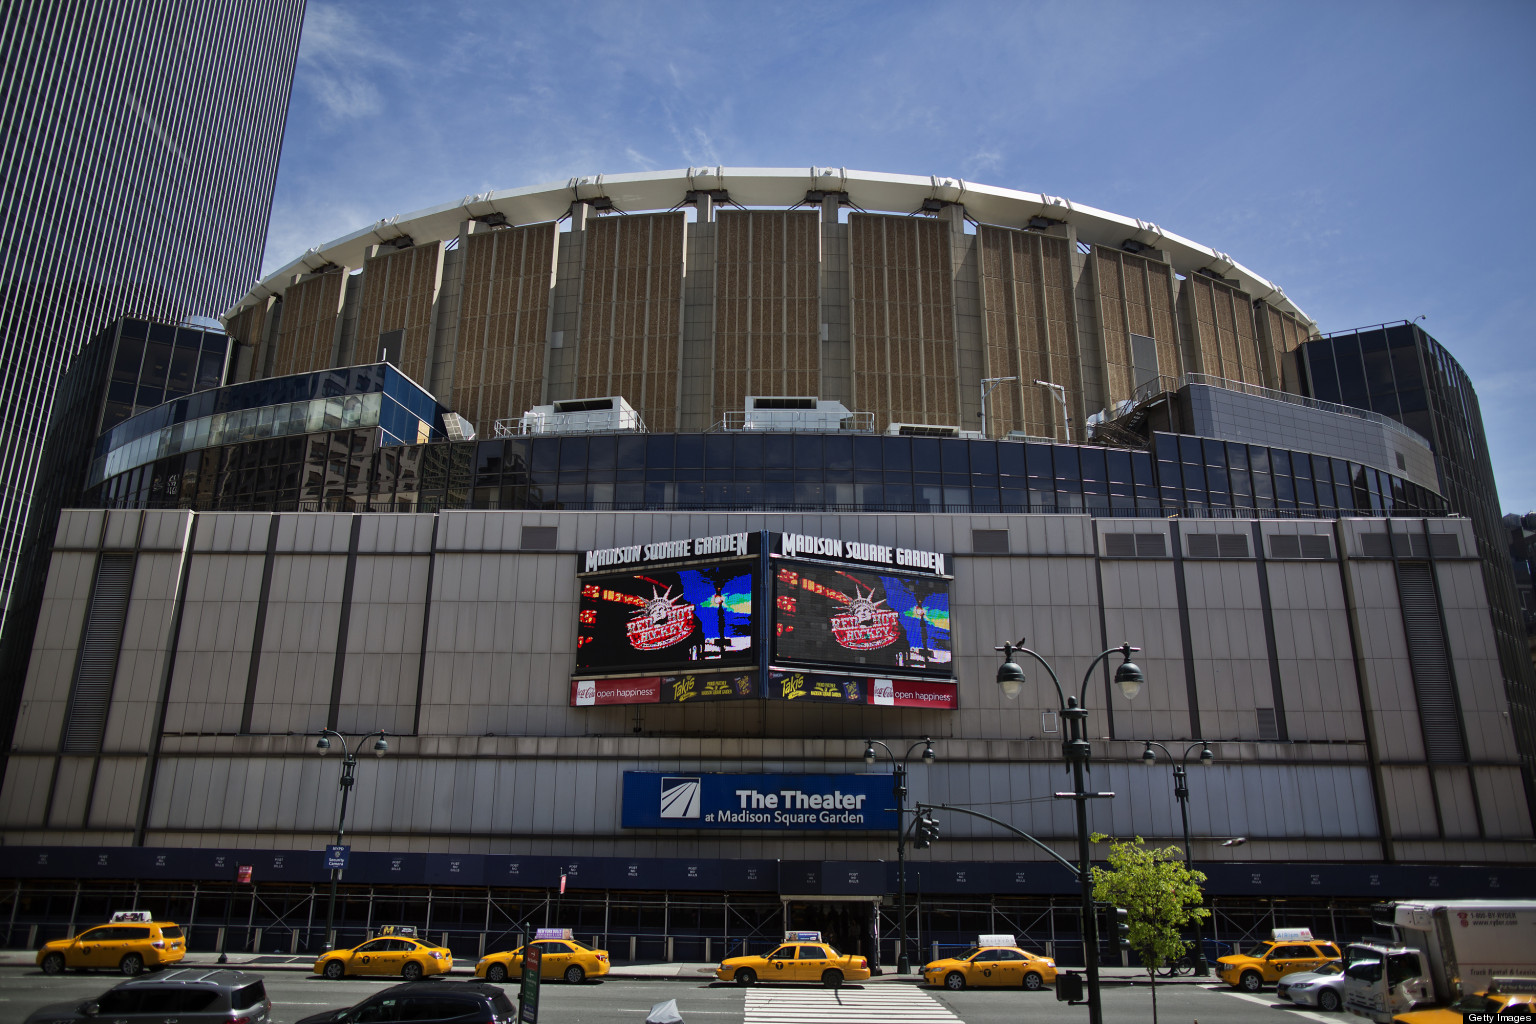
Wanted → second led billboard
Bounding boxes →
[577,563,756,673]
[772,562,951,674]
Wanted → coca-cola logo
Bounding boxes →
[574,680,596,706]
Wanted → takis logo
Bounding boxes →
[660,777,702,819]
[829,579,899,650]
[626,579,696,650]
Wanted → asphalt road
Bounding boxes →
[0,966,1348,1024]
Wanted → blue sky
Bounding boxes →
[265,0,1536,512]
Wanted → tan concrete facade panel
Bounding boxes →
[850,214,959,429]
[271,270,346,377]
[978,227,1081,439]
[353,242,444,383]
[712,210,821,420]
[574,214,684,432]
[453,222,558,430]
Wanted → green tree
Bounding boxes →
[1090,833,1211,1024]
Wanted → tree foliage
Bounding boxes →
[1091,834,1211,1022]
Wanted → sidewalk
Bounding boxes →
[0,949,1216,985]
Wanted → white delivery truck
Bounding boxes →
[1343,900,1536,1022]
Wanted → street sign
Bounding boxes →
[325,845,350,870]
[519,945,542,1022]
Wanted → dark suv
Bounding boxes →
[23,968,269,1023]
[297,981,515,1024]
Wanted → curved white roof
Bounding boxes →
[231,166,1312,326]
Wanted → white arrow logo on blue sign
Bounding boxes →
[659,777,701,819]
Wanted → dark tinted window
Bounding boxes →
[158,925,183,938]
[231,980,266,1010]
[118,926,152,940]
[399,994,478,1021]
[96,990,145,1013]
[135,988,220,1012]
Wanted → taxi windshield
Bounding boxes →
[956,947,982,961]
[1448,995,1502,1012]
[1246,943,1276,958]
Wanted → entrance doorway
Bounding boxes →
[784,899,876,959]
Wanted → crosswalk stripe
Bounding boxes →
[744,985,962,1023]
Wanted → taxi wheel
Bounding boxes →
[1239,970,1264,993]
[734,967,757,986]
[945,971,966,990]
[323,959,345,980]
[486,963,507,983]
[822,969,843,988]
[1023,971,1044,991]
[564,965,586,984]
[119,953,143,976]
[1318,988,1342,1012]
[402,961,424,982]
[41,953,65,975]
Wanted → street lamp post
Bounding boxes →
[315,729,389,951]
[1032,380,1070,442]
[1141,739,1214,976]
[995,638,1145,1024]
[862,737,935,974]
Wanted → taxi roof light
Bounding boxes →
[1272,927,1315,942]
[978,933,1016,946]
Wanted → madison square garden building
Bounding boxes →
[1,169,1531,965]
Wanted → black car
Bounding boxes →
[297,980,516,1024]
[23,968,270,1023]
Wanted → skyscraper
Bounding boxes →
[0,1,306,749]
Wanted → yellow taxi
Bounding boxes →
[1216,928,1341,992]
[313,933,454,980]
[37,911,186,976]
[475,930,610,984]
[715,932,872,987]
[1393,984,1536,1023]
[922,934,1057,991]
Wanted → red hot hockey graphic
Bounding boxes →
[829,579,900,650]
[626,580,696,650]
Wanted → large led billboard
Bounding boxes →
[771,562,951,674]
[576,563,756,672]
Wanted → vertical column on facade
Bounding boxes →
[1069,226,1108,426]
[818,197,852,409]
[428,230,468,402]
[943,206,985,433]
[679,195,717,431]
[543,204,587,404]
[333,273,363,369]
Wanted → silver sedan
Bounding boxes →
[1276,960,1347,1012]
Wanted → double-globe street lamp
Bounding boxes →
[995,638,1145,1024]
[862,737,936,974]
[1141,739,1215,976]
[315,729,389,951]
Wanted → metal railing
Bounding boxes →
[710,409,877,433]
[105,496,1451,520]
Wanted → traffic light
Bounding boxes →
[1111,906,1130,950]
[913,810,940,849]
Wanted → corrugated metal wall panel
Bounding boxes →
[1397,559,1468,763]
[60,552,135,753]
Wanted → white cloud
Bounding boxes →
[296,2,410,122]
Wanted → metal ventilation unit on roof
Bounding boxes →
[511,396,646,435]
[740,396,861,432]
[885,422,981,439]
